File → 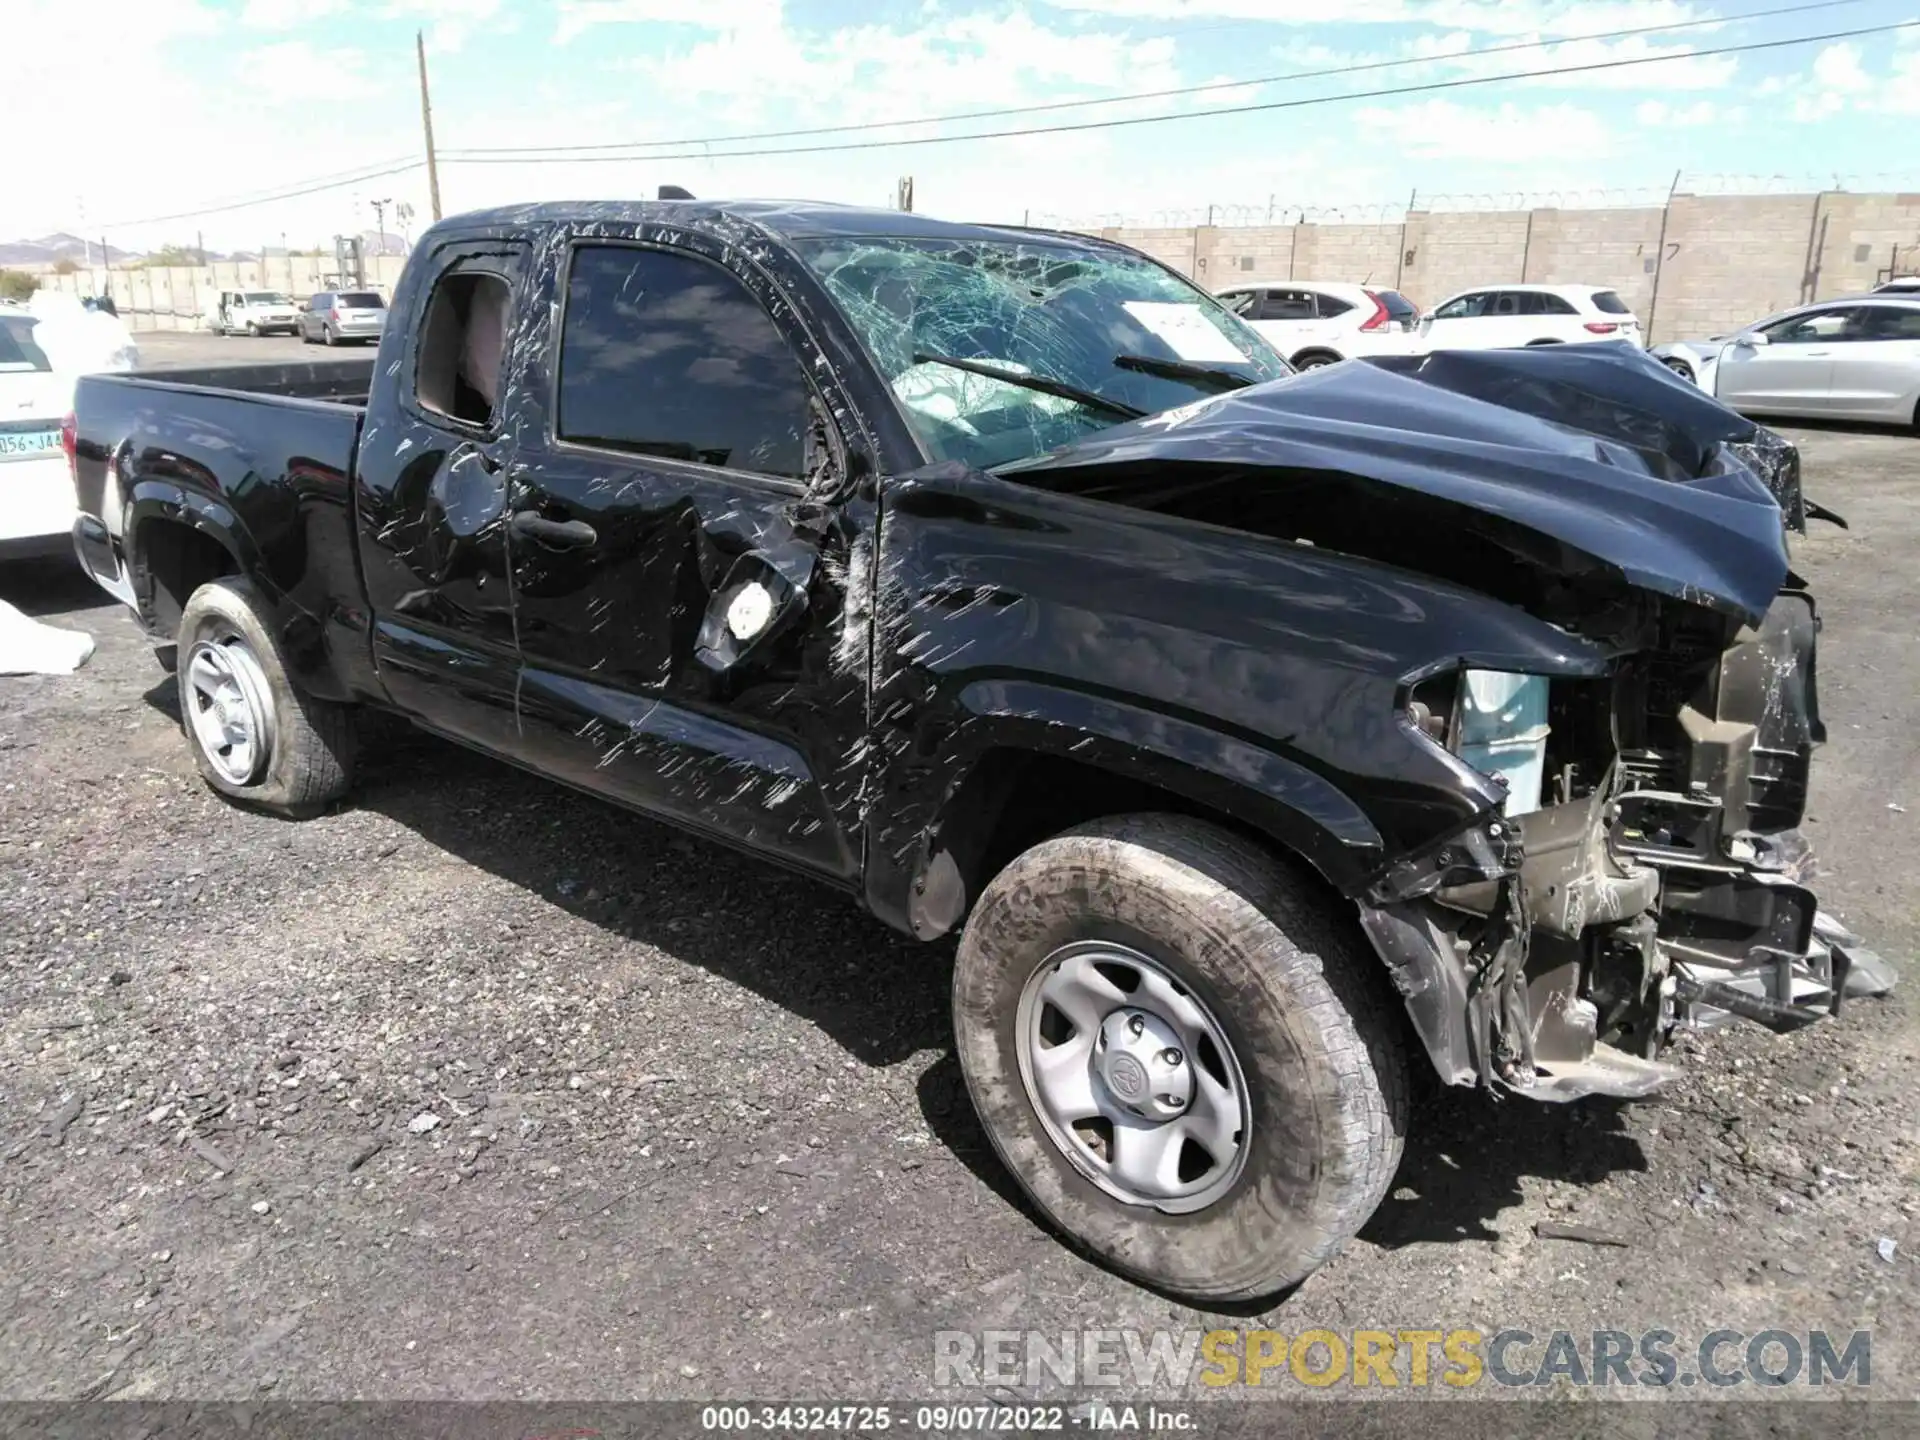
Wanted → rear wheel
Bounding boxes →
[322,325,335,347]
[176,577,354,815]
[952,814,1408,1303]
[1525,337,1563,346]
[1290,350,1343,370]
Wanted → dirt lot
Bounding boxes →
[1,366,1915,1403]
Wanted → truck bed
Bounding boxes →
[69,358,377,702]
[121,355,376,406]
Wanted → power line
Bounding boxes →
[438,16,1919,167]
[440,0,1867,159]
[100,159,423,231]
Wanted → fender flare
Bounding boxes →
[900,677,1386,939]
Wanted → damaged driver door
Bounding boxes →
[504,236,873,883]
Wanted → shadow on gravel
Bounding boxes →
[140,682,1653,1264]
[1360,1081,1645,1249]
[0,557,117,618]
[351,724,953,1069]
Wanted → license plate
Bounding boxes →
[0,428,59,459]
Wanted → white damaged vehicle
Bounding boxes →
[1653,295,1920,426]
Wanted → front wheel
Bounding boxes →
[176,577,355,815]
[1664,358,1696,384]
[952,814,1408,1303]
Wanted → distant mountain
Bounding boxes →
[0,233,141,267]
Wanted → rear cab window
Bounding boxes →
[416,266,515,429]
[337,292,386,309]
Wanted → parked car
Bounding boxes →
[297,290,388,346]
[1213,280,1419,368]
[1872,275,1920,295]
[1652,295,1920,426]
[205,290,300,336]
[63,201,1864,1303]
[0,310,73,560]
[1418,283,1644,351]
[2,295,137,560]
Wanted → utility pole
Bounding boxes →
[370,198,390,248]
[896,176,913,213]
[417,31,443,222]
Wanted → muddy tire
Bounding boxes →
[176,577,354,816]
[953,814,1407,1303]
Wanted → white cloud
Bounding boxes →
[239,0,345,28]
[1040,0,1708,39]
[554,0,784,44]
[237,41,382,99]
[1769,41,1920,122]
[1634,97,1720,127]
[387,0,508,52]
[620,9,1184,131]
[1355,97,1615,161]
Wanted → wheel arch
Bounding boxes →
[1288,347,1347,369]
[890,687,1385,944]
[126,494,253,641]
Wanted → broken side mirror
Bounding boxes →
[694,544,815,674]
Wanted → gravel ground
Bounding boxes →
[1,376,1915,1403]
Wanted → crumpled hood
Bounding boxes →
[999,343,1791,624]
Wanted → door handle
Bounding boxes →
[509,510,598,547]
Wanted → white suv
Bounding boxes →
[1418,283,1643,352]
[1215,281,1421,369]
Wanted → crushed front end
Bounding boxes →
[1357,439,1897,1100]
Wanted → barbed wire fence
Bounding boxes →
[1031,172,1920,232]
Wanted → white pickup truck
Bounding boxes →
[205,290,301,337]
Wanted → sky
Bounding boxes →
[7,0,1919,252]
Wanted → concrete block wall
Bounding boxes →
[1654,194,1820,342]
[1102,189,1920,343]
[33,254,410,331]
[1399,210,1530,310]
[1517,207,1666,317]
[1812,192,1920,299]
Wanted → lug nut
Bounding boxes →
[1127,1014,1145,1037]
[1162,1048,1183,1067]
[1160,1094,1185,1109]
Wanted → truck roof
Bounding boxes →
[442,198,1111,249]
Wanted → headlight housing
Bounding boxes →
[1409,668,1552,816]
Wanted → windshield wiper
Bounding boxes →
[1112,353,1256,393]
[911,351,1144,422]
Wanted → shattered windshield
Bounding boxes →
[796,234,1289,470]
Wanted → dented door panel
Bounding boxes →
[499,226,877,882]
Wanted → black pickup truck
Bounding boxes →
[66,200,1877,1302]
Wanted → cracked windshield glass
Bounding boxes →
[797,235,1289,469]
